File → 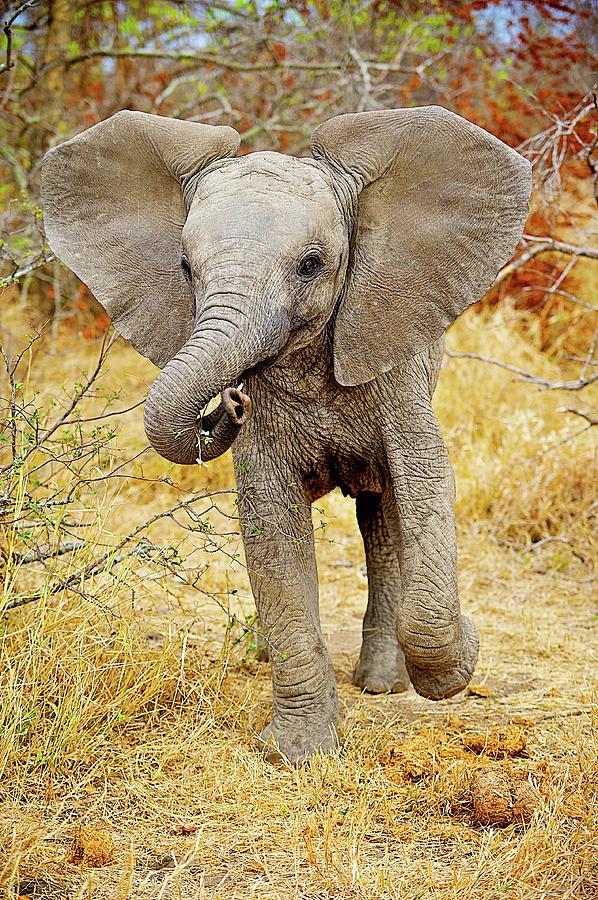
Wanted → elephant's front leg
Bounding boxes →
[353,491,410,694]
[236,457,338,763]
[382,404,479,701]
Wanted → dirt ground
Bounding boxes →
[1,306,596,899]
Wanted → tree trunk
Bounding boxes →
[42,0,72,132]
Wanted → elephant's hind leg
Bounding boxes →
[353,492,410,694]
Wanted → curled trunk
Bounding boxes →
[143,324,257,465]
[196,387,251,463]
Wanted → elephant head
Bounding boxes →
[42,108,531,464]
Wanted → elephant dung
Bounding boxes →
[471,767,540,826]
[66,825,114,868]
[463,725,528,759]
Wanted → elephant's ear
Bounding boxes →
[311,107,531,386]
[42,111,240,368]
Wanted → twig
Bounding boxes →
[0,0,39,76]
[580,320,598,382]
[57,399,144,428]
[61,46,437,78]
[15,539,85,564]
[558,407,598,427]
[63,47,346,74]
[349,47,374,111]
[527,536,587,562]
[154,554,277,655]
[2,490,238,611]
[0,345,18,464]
[0,327,114,479]
[494,238,598,290]
[535,709,593,722]
[444,350,598,391]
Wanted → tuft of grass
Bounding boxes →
[0,304,596,898]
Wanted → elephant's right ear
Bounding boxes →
[42,111,240,368]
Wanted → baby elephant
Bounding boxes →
[42,106,531,762]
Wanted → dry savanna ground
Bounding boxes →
[0,298,596,899]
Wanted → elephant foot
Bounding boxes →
[406,615,479,700]
[257,714,339,765]
[353,640,410,694]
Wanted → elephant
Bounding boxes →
[41,106,531,763]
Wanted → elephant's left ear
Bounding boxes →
[311,107,532,386]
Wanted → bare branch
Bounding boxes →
[37,329,111,441]
[57,399,144,428]
[494,238,598,290]
[15,539,85,564]
[0,0,39,76]
[0,253,55,288]
[2,489,239,612]
[61,46,436,78]
[63,47,346,74]
[444,350,598,391]
[558,407,598,427]
[349,47,375,111]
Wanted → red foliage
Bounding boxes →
[2,0,594,349]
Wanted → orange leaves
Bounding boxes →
[269,41,286,63]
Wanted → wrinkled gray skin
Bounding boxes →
[42,107,532,763]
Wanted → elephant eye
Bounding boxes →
[181,255,192,283]
[297,253,324,280]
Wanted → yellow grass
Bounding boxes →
[0,301,596,899]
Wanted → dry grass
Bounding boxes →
[0,301,596,899]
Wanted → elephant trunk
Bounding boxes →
[144,312,272,465]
